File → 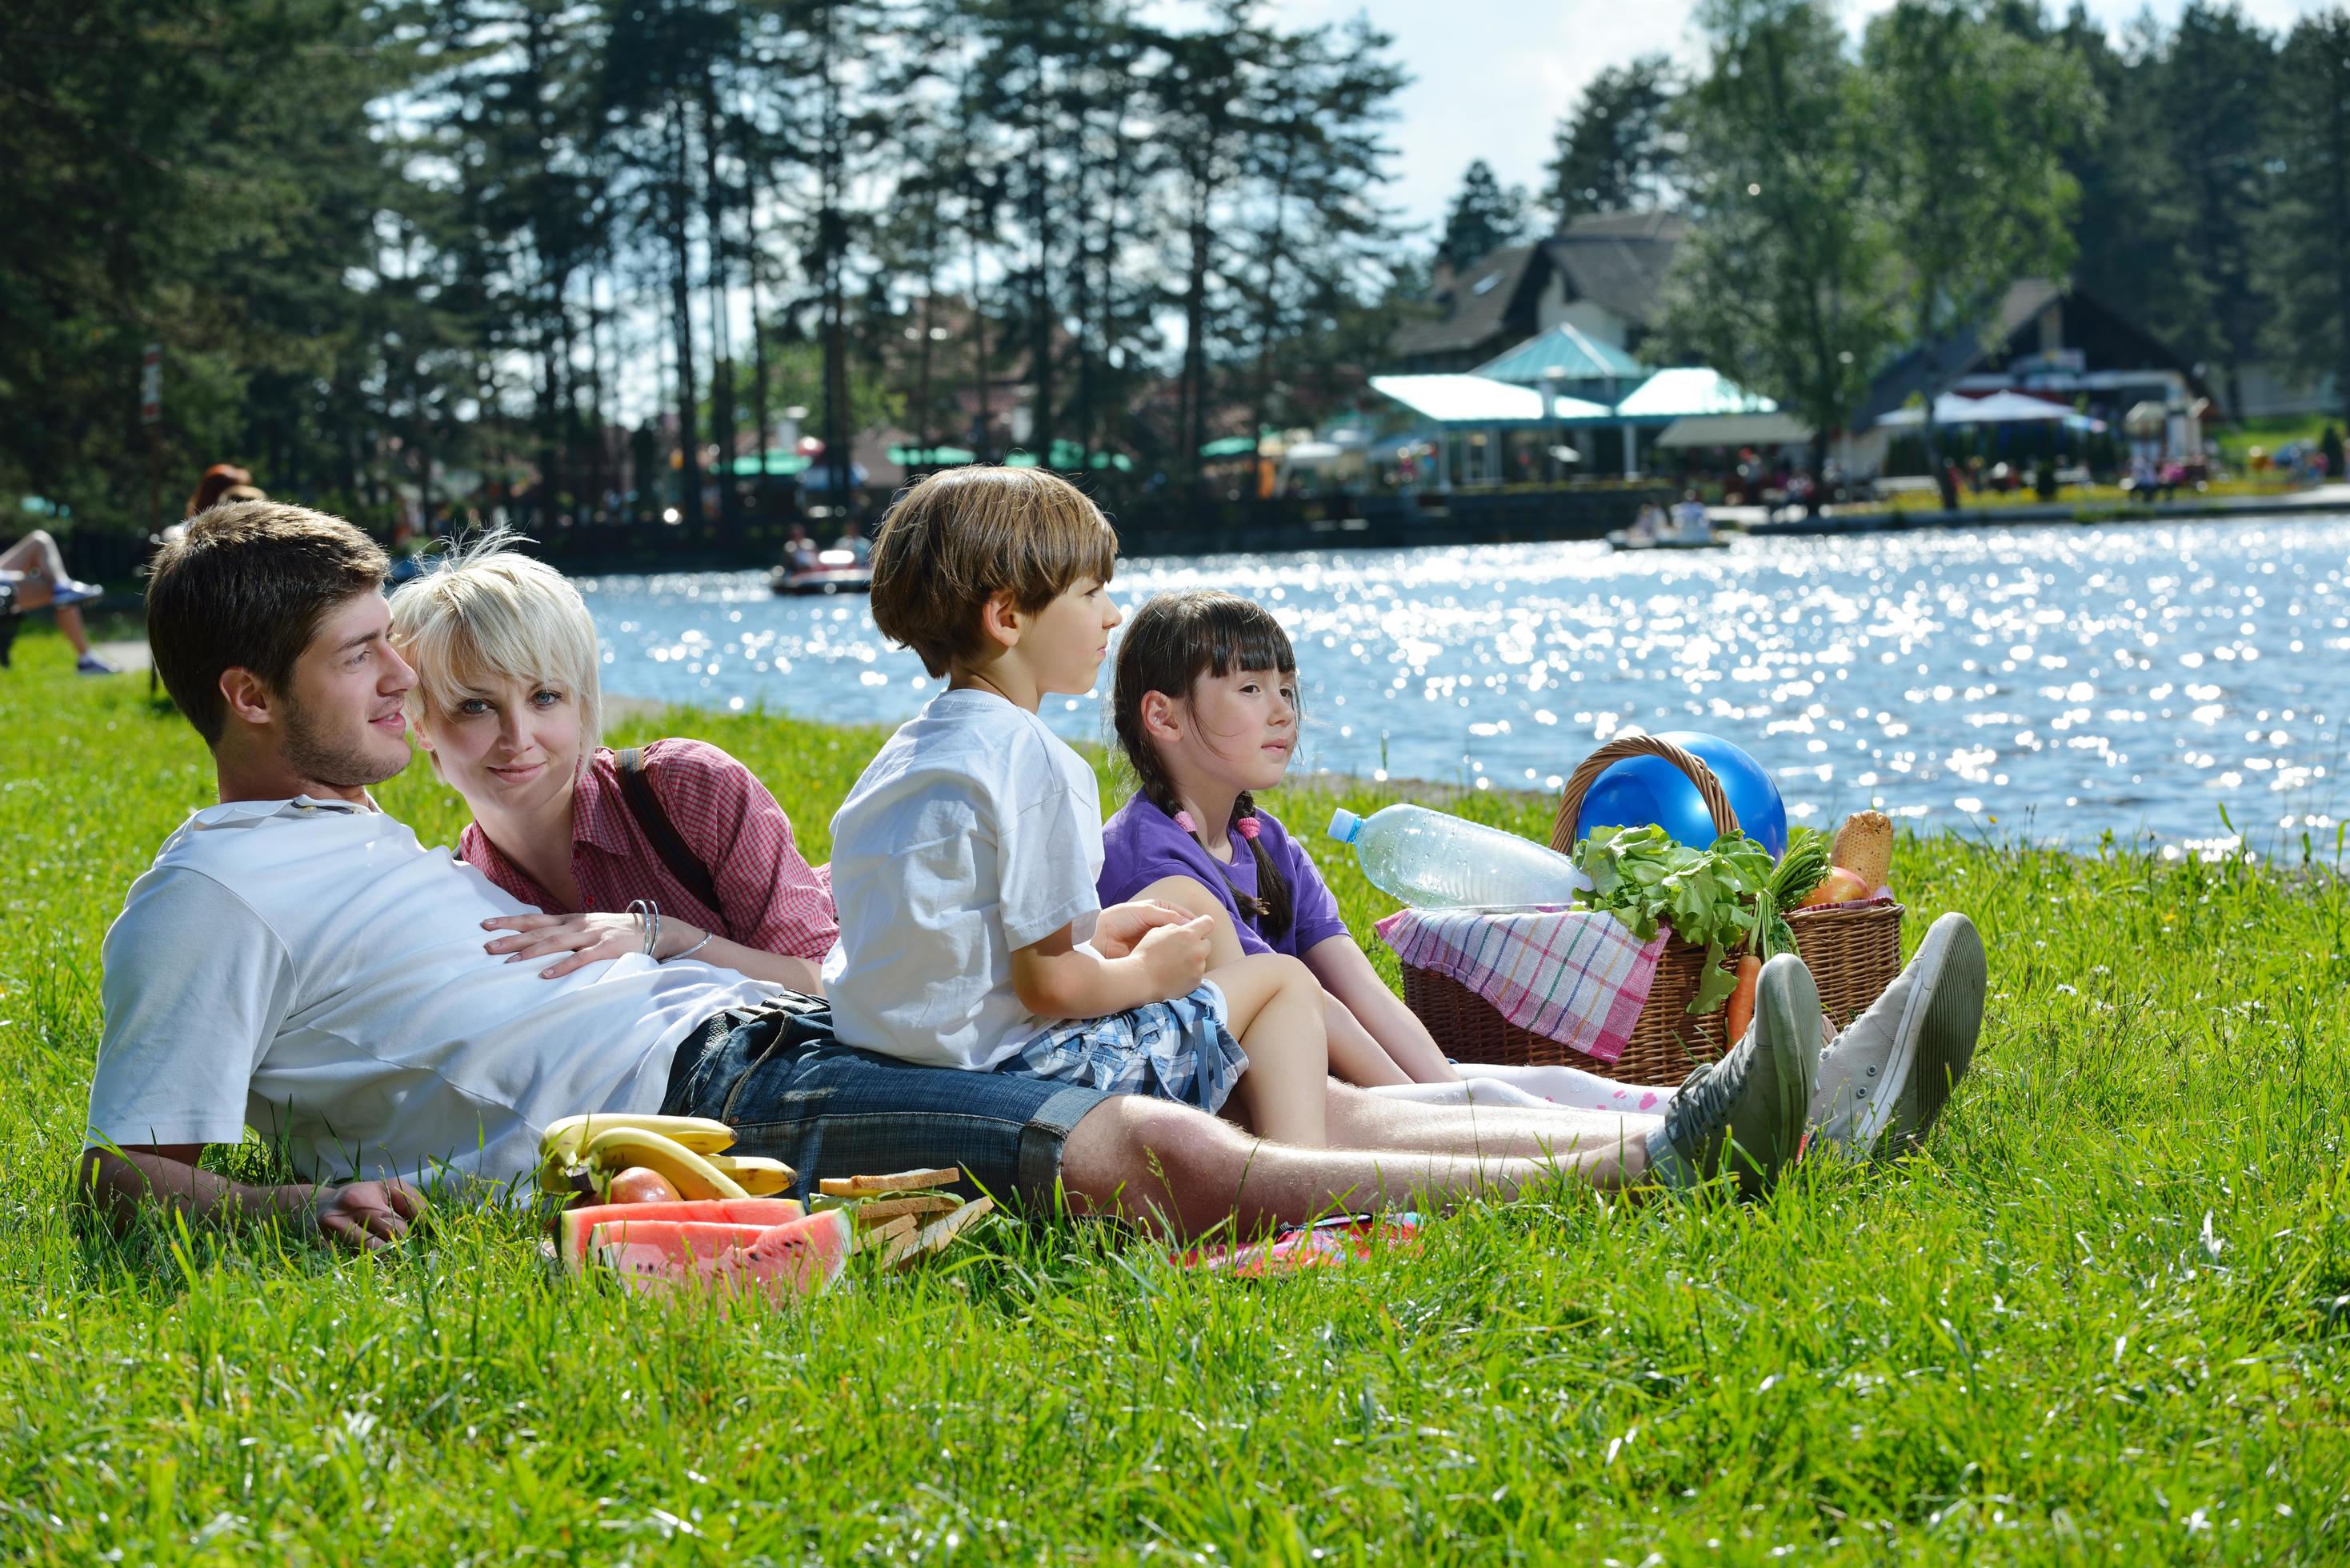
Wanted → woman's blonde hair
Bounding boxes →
[386,530,603,757]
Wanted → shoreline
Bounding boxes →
[76,639,2330,861]
[1731,481,2350,535]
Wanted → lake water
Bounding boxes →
[574,515,2350,854]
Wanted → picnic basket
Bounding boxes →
[1399,735,1904,1085]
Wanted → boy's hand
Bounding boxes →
[1091,899,1194,959]
[1133,915,1214,999]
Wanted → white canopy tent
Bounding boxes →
[1877,390,2076,427]
[1367,374,1614,425]
[1367,374,1621,486]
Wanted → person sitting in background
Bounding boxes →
[832,521,871,563]
[187,462,254,518]
[1670,490,1713,542]
[388,534,836,993]
[782,523,820,573]
[0,527,114,674]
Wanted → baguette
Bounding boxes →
[1830,810,1894,890]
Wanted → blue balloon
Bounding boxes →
[1573,731,1788,858]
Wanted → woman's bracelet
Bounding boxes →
[667,929,717,964]
[627,898,661,958]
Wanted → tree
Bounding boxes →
[1662,0,1896,509]
[2161,2,2279,411]
[1235,16,1407,442]
[1147,2,1266,495]
[1546,55,1681,223]
[2053,8,2205,359]
[1435,159,1525,274]
[1864,1,2100,509]
[2259,11,2350,427]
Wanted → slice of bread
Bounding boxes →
[819,1166,963,1198]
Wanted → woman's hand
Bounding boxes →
[482,911,690,978]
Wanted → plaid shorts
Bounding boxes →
[998,983,1249,1115]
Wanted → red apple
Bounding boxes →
[607,1166,682,1206]
[1800,866,1872,908]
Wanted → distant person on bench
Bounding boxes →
[387,532,835,991]
[0,527,113,674]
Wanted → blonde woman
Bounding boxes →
[388,537,833,990]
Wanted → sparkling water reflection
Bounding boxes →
[576,517,2350,852]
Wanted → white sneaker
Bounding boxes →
[1645,954,1820,1196]
[1808,913,1985,1157]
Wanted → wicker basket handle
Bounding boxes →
[1549,735,1741,853]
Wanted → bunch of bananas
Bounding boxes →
[536,1113,795,1202]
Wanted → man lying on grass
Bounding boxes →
[78,502,1981,1250]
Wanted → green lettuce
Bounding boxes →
[1571,824,1795,1015]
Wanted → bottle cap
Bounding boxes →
[1327,807,1364,844]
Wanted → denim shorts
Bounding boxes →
[659,995,1115,1207]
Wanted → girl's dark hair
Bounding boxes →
[1111,590,1299,942]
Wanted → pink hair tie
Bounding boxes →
[1234,815,1261,841]
[1172,810,1199,834]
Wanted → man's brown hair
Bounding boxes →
[867,467,1119,678]
[146,502,389,746]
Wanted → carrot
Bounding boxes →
[1726,954,1763,1042]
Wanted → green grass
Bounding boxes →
[3,623,2348,1562]
[2212,414,2342,471]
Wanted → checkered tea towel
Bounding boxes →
[1375,905,1667,1065]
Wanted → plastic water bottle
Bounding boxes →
[1327,804,1593,910]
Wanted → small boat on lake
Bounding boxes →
[769,548,871,596]
[1606,529,1729,552]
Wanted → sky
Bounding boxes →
[1238,0,2337,239]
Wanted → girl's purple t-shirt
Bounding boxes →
[1098,795,1351,958]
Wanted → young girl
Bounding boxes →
[387,535,836,990]
[1100,590,1462,1090]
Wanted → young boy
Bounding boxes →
[821,469,1338,1145]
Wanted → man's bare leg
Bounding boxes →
[1321,1081,1659,1185]
[1057,1094,1644,1239]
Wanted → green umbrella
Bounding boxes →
[726,450,811,476]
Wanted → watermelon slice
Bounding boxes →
[557,1196,805,1272]
[595,1220,778,1292]
[731,1208,854,1301]
[594,1210,855,1304]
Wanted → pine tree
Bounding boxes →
[2260,10,2350,426]
[1435,160,1526,274]
[1545,56,1681,224]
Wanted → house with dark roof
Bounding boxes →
[1388,211,1687,374]
[1390,208,2220,473]
[1842,278,2219,473]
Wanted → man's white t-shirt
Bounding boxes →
[821,687,1103,1070]
[85,797,779,1188]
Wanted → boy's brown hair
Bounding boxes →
[867,467,1119,678]
[146,501,389,746]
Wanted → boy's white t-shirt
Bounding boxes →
[821,687,1103,1070]
[84,797,778,1189]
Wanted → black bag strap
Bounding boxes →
[613,746,723,916]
